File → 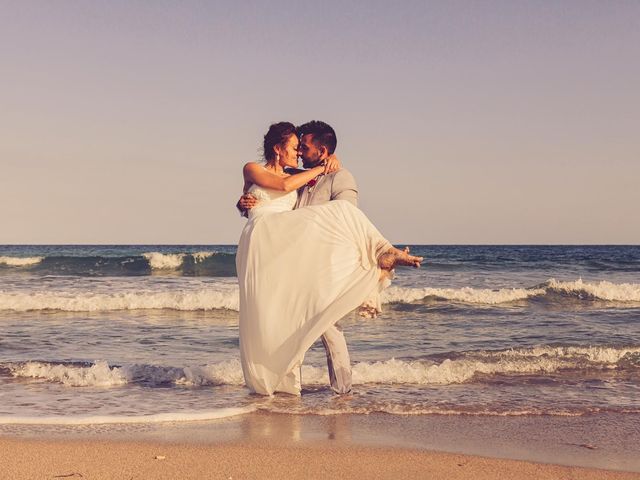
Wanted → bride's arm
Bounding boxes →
[243,162,325,192]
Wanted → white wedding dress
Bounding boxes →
[236,184,392,395]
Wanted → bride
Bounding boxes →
[236,122,422,396]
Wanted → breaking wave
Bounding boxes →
[380,286,545,304]
[382,279,640,305]
[0,256,44,267]
[5,345,637,388]
[545,278,640,302]
[0,288,240,312]
[2,278,638,312]
[142,251,216,270]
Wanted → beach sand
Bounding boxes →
[3,412,640,479]
[3,437,640,480]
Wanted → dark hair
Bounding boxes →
[297,120,337,154]
[263,122,297,162]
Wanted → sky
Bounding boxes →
[1,1,638,244]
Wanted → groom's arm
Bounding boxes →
[330,169,358,206]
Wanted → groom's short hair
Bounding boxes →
[297,121,337,154]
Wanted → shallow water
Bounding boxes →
[1,245,639,423]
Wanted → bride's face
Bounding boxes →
[276,134,299,168]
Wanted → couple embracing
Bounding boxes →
[235,121,422,396]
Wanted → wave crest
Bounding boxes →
[0,256,44,267]
[142,251,218,270]
[0,287,239,312]
[6,346,637,388]
[142,252,187,270]
[545,278,640,302]
[1,278,638,312]
[10,360,127,387]
[381,285,545,305]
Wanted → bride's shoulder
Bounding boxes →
[243,162,264,174]
[244,162,273,183]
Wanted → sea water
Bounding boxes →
[0,245,638,424]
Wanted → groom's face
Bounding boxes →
[298,134,325,169]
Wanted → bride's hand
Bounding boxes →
[323,154,341,174]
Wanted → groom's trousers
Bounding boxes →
[321,323,352,394]
[293,169,359,395]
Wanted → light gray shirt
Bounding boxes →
[295,169,358,209]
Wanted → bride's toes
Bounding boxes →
[408,255,423,268]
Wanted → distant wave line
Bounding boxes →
[0,252,222,270]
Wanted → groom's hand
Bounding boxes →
[237,194,258,216]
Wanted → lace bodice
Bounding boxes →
[247,184,297,219]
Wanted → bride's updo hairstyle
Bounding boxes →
[263,122,297,162]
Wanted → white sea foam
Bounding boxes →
[175,360,245,386]
[355,357,562,385]
[192,251,216,263]
[381,279,640,305]
[477,345,640,364]
[260,404,590,417]
[7,346,637,389]
[10,360,127,387]
[545,278,640,302]
[142,252,186,269]
[0,256,44,267]
[141,252,218,269]
[0,406,256,425]
[8,360,246,388]
[0,287,240,312]
[308,346,639,385]
[1,278,638,312]
[381,286,545,304]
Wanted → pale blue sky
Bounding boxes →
[1,1,638,244]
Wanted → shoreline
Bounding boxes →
[2,411,639,478]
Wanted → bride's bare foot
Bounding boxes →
[395,246,423,268]
[378,252,396,270]
[378,247,423,269]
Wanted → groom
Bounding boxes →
[237,120,357,394]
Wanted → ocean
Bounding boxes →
[1,245,639,425]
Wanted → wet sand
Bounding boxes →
[2,412,639,479]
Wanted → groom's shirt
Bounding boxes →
[295,169,358,209]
